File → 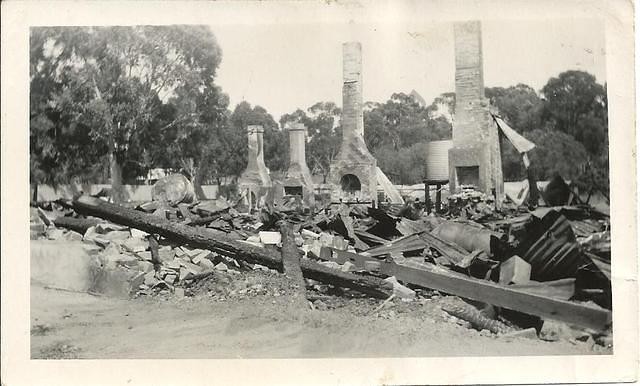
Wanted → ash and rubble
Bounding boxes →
[30,172,613,350]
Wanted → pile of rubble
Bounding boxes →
[30,181,612,349]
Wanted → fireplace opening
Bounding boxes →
[340,174,361,192]
[456,166,480,187]
[284,186,303,196]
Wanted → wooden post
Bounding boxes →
[435,183,442,213]
[279,221,308,307]
[424,181,432,214]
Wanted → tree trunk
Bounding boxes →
[72,195,392,299]
[193,167,207,200]
[110,152,124,204]
[32,183,38,205]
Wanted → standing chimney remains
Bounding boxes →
[448,21,503,199]
[283,122,315,206]
[328,42,378,205]
[238,125,272,209]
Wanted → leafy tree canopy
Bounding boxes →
[30,25,225,191]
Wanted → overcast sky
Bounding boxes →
[210,19,606,120]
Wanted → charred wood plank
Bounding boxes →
[319,246,610,330]
[52,216,100,235]
[380,260,611,331]
[72,195,392,299]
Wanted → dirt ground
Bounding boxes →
[30,270,608,359]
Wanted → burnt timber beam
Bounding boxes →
[72,195,393,299]
[321,247,611,330]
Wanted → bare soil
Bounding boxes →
[31,271,608,359]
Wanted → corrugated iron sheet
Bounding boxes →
[519,210,585,281]
[493,115,536,153]
[425,140,453,181]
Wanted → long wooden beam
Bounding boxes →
[322,247,611,330]
[72,195,392,299]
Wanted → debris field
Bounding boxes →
[30,178,613,355]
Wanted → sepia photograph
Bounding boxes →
[2,0,637,384]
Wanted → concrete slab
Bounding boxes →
[31,240,102,292]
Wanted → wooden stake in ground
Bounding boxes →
[72,195,392,299]
[279,220,307,307]
[147,234,162,271]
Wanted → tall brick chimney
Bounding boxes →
[448,21,503,199]
[283,122,315,206]
[239,125,272,208]
[328,42,378,204]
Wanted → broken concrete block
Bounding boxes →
[318,261,341,270]
[130,228,149,238]
[246,235,261,244]
[181,247,204,258]
[102,242,121,255]
[90,268,145,299]
[259,231,281,245]
[499,255,531,285]
[62,230,84,242]
[252,264,270,271]
[166,259,181,271]
[214,262,228,271]
[174,287,185,297]
[158,247,175,263]
[136,251,153,261]
[192,250,212,264]
[122,237,149,253]
[179,267,194,281]
[100,230,131,242]
[46,228,66,240]
[31,240,102,292]
[341,261,356,272]
[152,208,168,219]
[301,229,320,239]
[319,232,334,247]
[103,253,138,269]
[83,226,111,247]
[502,328,538,340]
[181,261,203,274]
[137,261,154,273]
[364,261,381,272]
[384,276,416,299]
[143,271,159,286]
[82,243,103,256]
[309,240,323,259]
[539,319,574,342]
[333,235,348,251]
[164,273,177,285]
[198,258,215,270]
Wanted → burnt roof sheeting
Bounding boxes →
[519,210,585,281]
[493,115,536,154]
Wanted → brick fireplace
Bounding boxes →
[448,21,503,198]
[328,42,378,204]
[238,125,272,209]
[282,122,315,206]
